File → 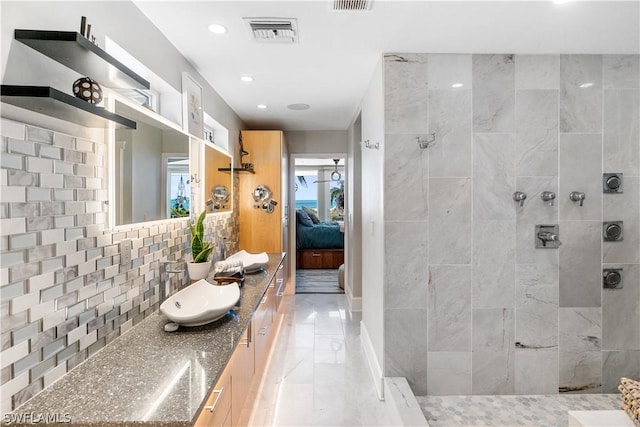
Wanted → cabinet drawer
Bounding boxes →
[297,249,344,269]
[194,366,232,427]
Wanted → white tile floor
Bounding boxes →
[245,294,396,427]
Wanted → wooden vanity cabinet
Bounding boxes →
[194,363,232,427]
[230,323,254,426]
[195,271,282,426]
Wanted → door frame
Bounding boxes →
[288,153,348,295]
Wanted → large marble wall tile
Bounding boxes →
[428,90,472,177]
[384,308,429,395]
[515,176,559,265]
[602,264,640,350]
[473,133,516,220]
[559,221,602,307]
[384,221,429,310]
[604,55,640,89]
[428,265,471,351]
[427,351,472,395]
[473,54,515,132]
[603,89,639,176]
[472,308,515,394]
[384,53,429,134]
[384,134,429,221]
[515,264,559,350]
[514,349,559,394]
[559,134,603,221]
[604,177,639,264]
[602,351,640,393]
[560,55,603,133]
[428,178,471,264]
[473,220,515,308]
[427,54,472,90]
[515,55,560,90]
[559,308,602,393]
[515,90,559,177]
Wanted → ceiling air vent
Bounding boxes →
[244,18,299,43]
[332,0,371,11]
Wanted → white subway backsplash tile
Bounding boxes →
[1,186,27,204]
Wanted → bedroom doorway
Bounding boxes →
[292,157,346,294]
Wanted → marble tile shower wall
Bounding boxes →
[383,54,640,396]
[0,119,237,412]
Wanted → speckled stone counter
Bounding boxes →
[5,254,285,427]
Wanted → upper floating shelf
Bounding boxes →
[1,85,136,129]
[218,167,255,174]
[15,30,150,90]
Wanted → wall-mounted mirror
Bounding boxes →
[204,141,232,213]
[112,98,190,226]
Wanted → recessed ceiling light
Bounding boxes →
[240,75,254,82]
[287,103,311,111]
[451,83,464,88]
[208,24,227,34]
[257,104,267,109]
[580,82,594,88]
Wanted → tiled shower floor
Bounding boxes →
[417,394,622,426]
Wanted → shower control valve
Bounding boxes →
[541,191,556,206]
[512,191,527,207]
[569,191,586,207]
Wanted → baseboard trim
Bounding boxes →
[345,286,362,312]
[360,320,384,400]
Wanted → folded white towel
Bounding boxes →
[214,259,243,273]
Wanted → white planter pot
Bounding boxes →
[187,261,211,281]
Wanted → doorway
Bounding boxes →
[291,156,346,294]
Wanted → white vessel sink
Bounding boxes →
[160,279,240,327]
[226,250,268,273]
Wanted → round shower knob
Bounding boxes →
[604,223,623,241]
[606,175,621,190]
[604,270,622,288]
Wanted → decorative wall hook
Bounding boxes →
[417,133,436,149]
[187,174,200,184]
[362,140,380,150]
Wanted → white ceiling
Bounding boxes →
[134,1,639,131]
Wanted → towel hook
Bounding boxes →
[417,133,436,149]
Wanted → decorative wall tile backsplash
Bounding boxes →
[0,119,236,412]
[383,53,640,396]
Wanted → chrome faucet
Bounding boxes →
[541,191,556,206]
[569,191,586,207]
[512,191,527,207]
[537,230,561,247]
[159,260,184,304]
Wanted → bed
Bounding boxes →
[295,208,344,269]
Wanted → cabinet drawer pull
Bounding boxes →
[204,387,225,412]
[259,326,268,335]
[261,296,267,304]
[312,253,321,257]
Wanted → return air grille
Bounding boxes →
[244,18,298,43]
[332,0,371,11]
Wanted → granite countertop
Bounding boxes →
[7,253,285,427]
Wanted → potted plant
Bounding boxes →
[187,211,213,280]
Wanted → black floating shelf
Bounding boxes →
[1,85,136,129]
[218,167,255,174]
[15,30,150,90]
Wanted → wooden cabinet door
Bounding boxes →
[231,322,254,426]
[195,365,232,427]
